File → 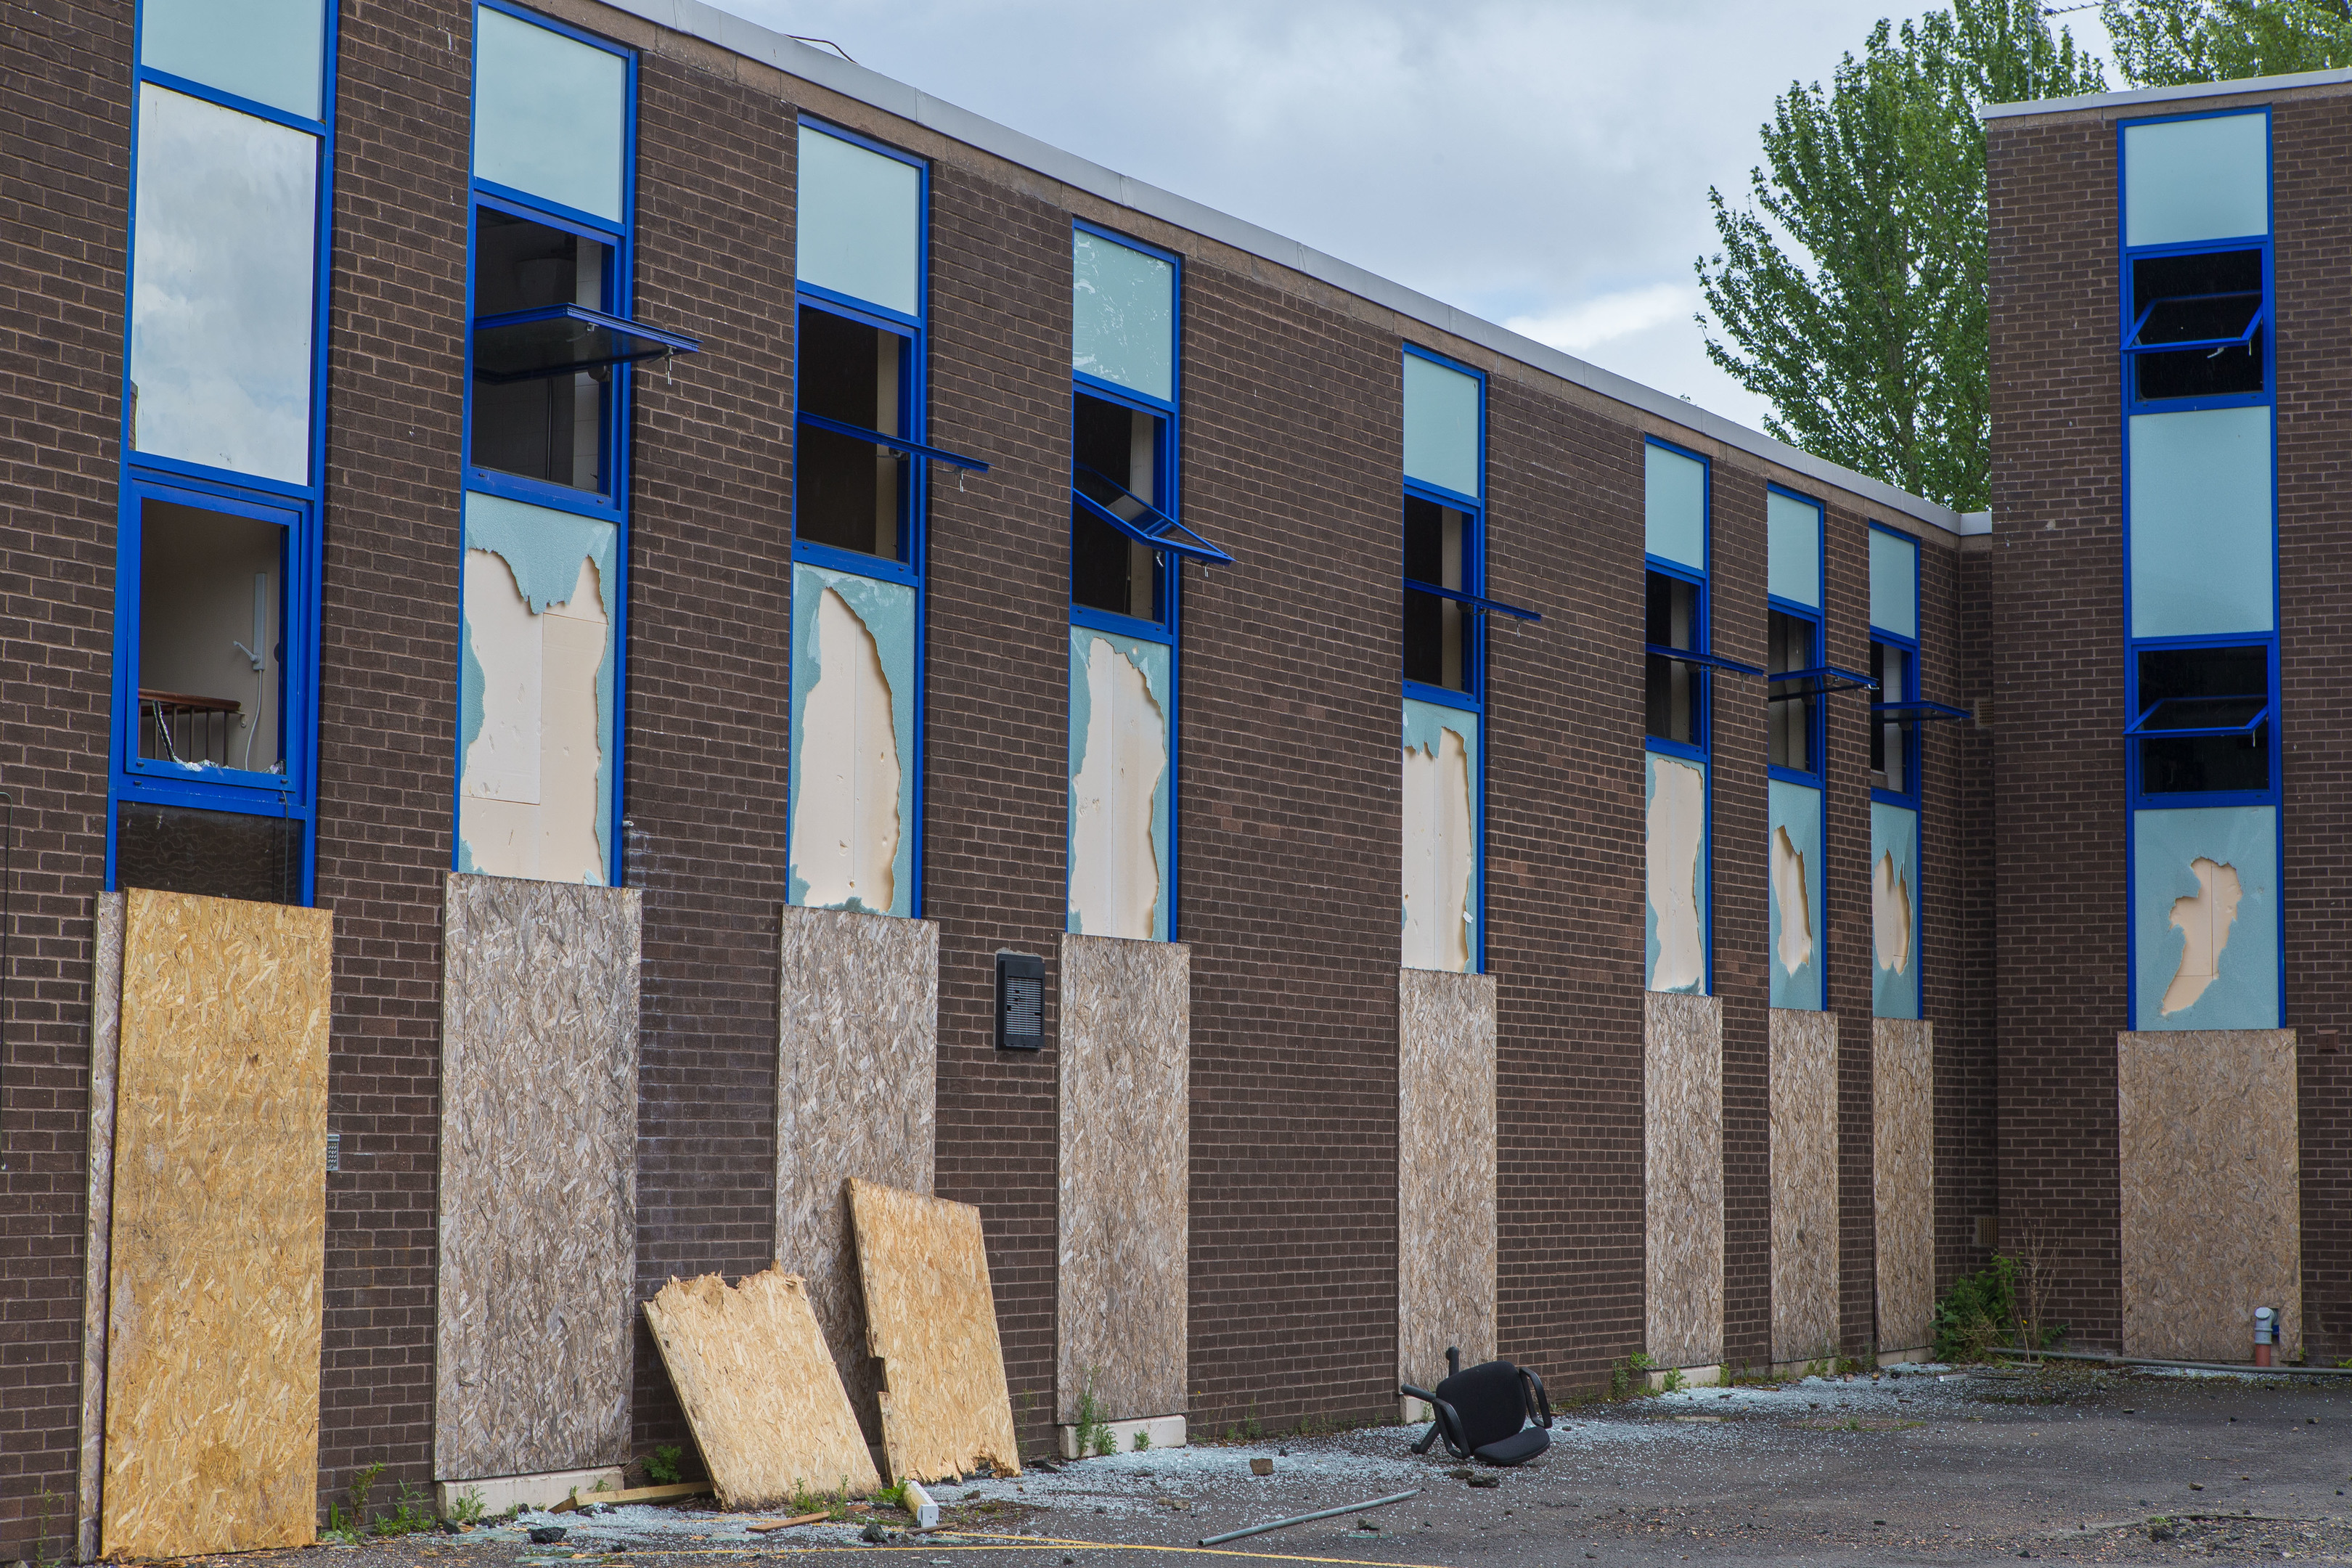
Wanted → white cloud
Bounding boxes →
[1506,284,1699,356]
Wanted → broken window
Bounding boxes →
[2130,643,2272,797]
[131,496,290,780]
[2126,247,2265,403]
[1643,438,1715,995]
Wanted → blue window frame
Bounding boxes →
[1642,437,1729,996]
[110,0,337,901]
[1765,486,1827,788]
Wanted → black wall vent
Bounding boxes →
[995,950,1044,1050]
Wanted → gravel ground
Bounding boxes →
[189,1363,2352,1568]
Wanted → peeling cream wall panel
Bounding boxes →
[1871,803,1919,1021]
[776,904,937,1435]
[1766,780,1823,1010]
[1872,1019,1936,1354]
[1397,968,1497,1392]
[1769,1008,1838,1365]
[1058,934,1188,1424]
[460,547,610,884]
[102,890,332,1560]
[1645,990,1723,1368]
[1646,755,1707,993]
[462,548,544,811]
[1401,699,1476,974]
[76,893,125,1563]
[791,587,902,915]
[1069,629,1169,942]
[2118,1029,2299,1361]
[436,874,641,1482]
[2132,805,2278,1030]
[538,562,611,886]
[2163,857,2244,1016]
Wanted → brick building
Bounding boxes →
[1,0,1998,1556]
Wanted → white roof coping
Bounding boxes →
[1958,510,1990,536]
[1983,65,2352,120]
[596,0,1967,535]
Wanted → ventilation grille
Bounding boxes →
[996,952,1044,1050]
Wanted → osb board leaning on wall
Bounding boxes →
[2118,1029,2298,1362]
[437,873,642,1481]
[76,893,125,1563]
[1769,1008,1839,1365]
[1873,1019,1936,1355]
[1397,967,1497,1393]
[642,1269,881,1506]
[777,905,936,1438]
[1058,934,1189,1427]
[849,1178,1022,1482]
[102,889,333,1560]
[1645,991,1723,1370]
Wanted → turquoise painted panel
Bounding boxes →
[1402,355,1480,498]
[1767,491,1821,609]
[786,562,918,917]
[2129,406,2274,638]
[1869,528,1917,639]
[1871,801,1920,1021]
[473,6,627,222]
[1067,626,1173,942]
[1645,444,1706,571]
[1072,230,1174,404]
[2132,804,2279,1031]
[141,0,325,118]
[2124,113,2269,248]
[1768,779,1824,1010]
[1643,752,1708,995]
[799,125,921,319]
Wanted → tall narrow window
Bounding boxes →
[1642,440,1730,996]
[1764,487,1826,1010]
[112,0,334,902]
[1868,524,1935,1021]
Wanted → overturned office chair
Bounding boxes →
[1400,1346,1553,1466]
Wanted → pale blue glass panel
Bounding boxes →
[131,85,317,485]
[799,126,922,319]
[1767,491,1821,608]
[141,0,325,118]
[1768,779,1824,1010]
[473,7,627,223]
[1645,444,1705,570]
[2124,113,2269,248]
[1871,801,1920,1020]
[1402,354,1480,498]
[2133,804,2278,1030]
[1869,528,1917,640]
[2129,405,2273,638]
[786,562,917,918]
[1071,230,1174,404]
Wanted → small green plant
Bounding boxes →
[872,1481,908,1512]
[1131,1429,1151,1453]
[1660,1367,1684,1394]
[1073,1372,1115,1459]
[370,1482,438,1538]
[35,1487,65,1568]
[1240,1400,1264,1442]
[643,1444,686,1485]
[447,1486,486,1526]
[1609,1359,1628,1401]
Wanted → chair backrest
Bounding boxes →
[1432,1358,1528,1450]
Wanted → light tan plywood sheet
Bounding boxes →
[102,889,332,1560]
[1397,967,1497,1392]
[1058,934,1190,1425]
[437,873,642,1481]
[77,893,125,1563]
[1645,990,1723,1368]
[1769,1008,1839,1365]
[642,1269,881,1506]
[777,905,937,1437]
[2118,1029,2299,1361]
[1872,1019,1937,1354]
[849,1178,1022,1482]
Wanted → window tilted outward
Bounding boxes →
[1767,609,1816,775]
[2126,248,2264,401]
[796,305,911,562]
[1071,391,1167,619]
[2131,643,2271,795]
[1403,495,1469,691]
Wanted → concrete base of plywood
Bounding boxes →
[1646,1364,1722,1392]
[1057,1416,1185,1459]
[435,1469,625,1519]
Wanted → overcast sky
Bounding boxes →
[718,0,2115,437]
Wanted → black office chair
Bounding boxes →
[1400,1345,1553,1466]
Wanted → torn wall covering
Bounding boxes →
[1058,934,1189,1425]
[436,874,640,1482]
[1645,990,1723,1368]
[777,905,937,1437]
[1871,802,1919,1020]
[2132,805,2277,1031]
[1767,780,1823,1010]
[1646,754,1707,993]
[459,491,617,885]
[1401,697,1477,973]
[1069,626,1171,942]
[1873,1018,1935,1355]
[1768,1008,1837,1365]
[2118,1029,2298,1361]
[1397,968,1496,1392]
[789,563,916,918]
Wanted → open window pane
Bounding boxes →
[1403,355,1479,498]
[1872,640,1911,794]
[115,801,303,904]
[795,305,910,561]
[1768,609,1816,774]
[2130,249,2264,401]
[798,125,920,318]
[473,6,626,222]
[1072,231,1174,404]
[1645,571,1699,747]
[1071,391,1164,621]
[136,497,289,778]
[470,209,611,494]
[140,0,325,118]
[130,84,317,485]
[472,306,688,382]
[1402,496,1469,691]
[2136,644,2269,794]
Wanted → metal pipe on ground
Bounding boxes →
[1198,1489,1422,1547]
[1995,1348,2352,1377]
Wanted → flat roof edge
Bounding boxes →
[1983,64,2352,119]
[602,0,1964,532]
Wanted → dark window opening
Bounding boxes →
[1872,640,1911,794]
[1403,495,1470,692]
[1767,609,1816,774]
[796,305,912,561]
[2135,643,2270,795]
[470,209,611,493]
[1071,391,1164,621]
[1646,570,1700,747]
[136,498,288,777]
[115,802,303,905]
[2129,248,2264,402]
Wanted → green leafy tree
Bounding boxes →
[2103,0,2352,85]
[1695,0,2103,510]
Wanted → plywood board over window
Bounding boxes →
[1644,990,1723,1370]
[1398,968,1497,1392]
[1769,1008,1838,1365]
[102,889,332,1561]
[1873,1018,1935,1355]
